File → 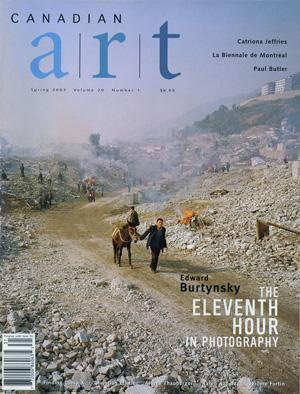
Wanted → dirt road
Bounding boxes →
[38,195,298,393]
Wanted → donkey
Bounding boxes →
[112,224,139,268]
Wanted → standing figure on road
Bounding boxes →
[46,172,52,186]
[82,181,87,194]
[1,169,8,180]
[139,218,167,273]
[46,190,53,207]
[87,187,96,202]
[38,171,43,184]
[20,163,25,177]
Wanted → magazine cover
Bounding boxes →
[0,0,299,393]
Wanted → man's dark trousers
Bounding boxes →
[150,247,161,271]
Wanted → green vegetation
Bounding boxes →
[187,96,300,136]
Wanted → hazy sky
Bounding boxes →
[0,0,299,147]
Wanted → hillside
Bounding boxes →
[182,94,300,137]
[239,89,300,106]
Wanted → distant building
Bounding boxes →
[274,76,292,93]
[261,81,275,96]
[260,72,300,96]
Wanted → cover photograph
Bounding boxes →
[0,0,299,393]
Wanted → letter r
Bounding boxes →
[93,32,126,78]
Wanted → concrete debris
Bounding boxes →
[130,164,299,289]
[126,385,155,394]
[209,188,230,196]
[237,377,277,394]
[0,153,298,393]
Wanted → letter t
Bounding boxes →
[152,21,181,79]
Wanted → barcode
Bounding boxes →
[2,333,35,391]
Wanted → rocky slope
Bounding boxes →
[0,212,244,393]
[0,162,298,393]
[114,163,299,290]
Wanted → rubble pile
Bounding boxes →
[0,216,243,393]
[190,165,299,288]
[1,153,133,211]
[1,157,298,392]
[0,301,241,393]
[131,164,299,288]
[0,212,37,259]
[1,167,74,263]
[1,157,82,210]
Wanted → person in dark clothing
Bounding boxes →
[127,206,140,228]
[1,169,8,180]
[38,171,43,184]
[139,218,167,272]
[46,172,52,186]
[20,163,25,177]
[46,190,53,207]
[38,193,44,210]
